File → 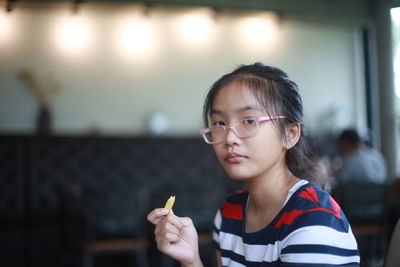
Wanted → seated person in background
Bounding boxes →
[332,128,388,185]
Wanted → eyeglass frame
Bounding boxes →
[199,115,286,144]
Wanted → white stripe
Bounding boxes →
[213,210,222,244]
[281,225,358,250]
[244,242,280,262]
[282,253,360,265]
[214,209,222,228]
[221,257,246,267]
[249,242,280,262]
[219,232,281,262]
[219,232,245,255]
[213,231,219,243]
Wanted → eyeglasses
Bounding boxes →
[200,116,286,144]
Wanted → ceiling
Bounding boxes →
[6,0,373,21]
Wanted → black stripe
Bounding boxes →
[280,262,359,267]
[282,244,359,257]
[213,226,220,234]
[221,249,246,265]
[220,249,281,266]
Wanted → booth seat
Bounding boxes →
[0,136,242,267]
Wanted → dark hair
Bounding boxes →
[338,129,361,144]
[203,63,325,185]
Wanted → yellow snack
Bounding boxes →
[164,196,176,210]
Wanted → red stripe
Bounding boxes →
[222,201,244,221]
[274,209,305,228]
[329,196,341,219]
[297,186,320,203]
[274,207,340,228]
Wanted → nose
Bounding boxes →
[224,126,241,146]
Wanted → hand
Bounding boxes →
[147,208,202,266]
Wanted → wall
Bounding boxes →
[0,2,366,136]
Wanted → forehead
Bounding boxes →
[212,81,262,113]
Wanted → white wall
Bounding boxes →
[0,2,366,136]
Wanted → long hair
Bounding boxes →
[203,63,325,185]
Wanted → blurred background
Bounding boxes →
[0,0,399,266]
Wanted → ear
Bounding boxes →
[283,122,301,149]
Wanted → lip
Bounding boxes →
[224,152,247,163]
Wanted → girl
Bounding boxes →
[147,63,360,266]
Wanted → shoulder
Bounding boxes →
[364,147,387,162]
[295,182,336,207]
[275,182,350,233]
[289,182,335,209]
[278,183,359,264]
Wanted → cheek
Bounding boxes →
[212,144,224,161]
[251,132,284,157]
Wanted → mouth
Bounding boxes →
[224,152,247,163]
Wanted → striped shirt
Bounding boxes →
[213,180,360,266]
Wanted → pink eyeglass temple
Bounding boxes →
[256,115,286,122]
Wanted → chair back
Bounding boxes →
[338,182,388,224]
[385,218,400,267]
[83,185,149,240]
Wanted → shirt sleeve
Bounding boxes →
[279,222,360,266]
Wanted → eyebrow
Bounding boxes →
[210,105,261,115]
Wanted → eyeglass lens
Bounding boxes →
[205,119,259,143]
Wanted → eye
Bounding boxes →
[241,118,257,125]
[212,121,225,126]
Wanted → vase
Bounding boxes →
[36,106,52,136]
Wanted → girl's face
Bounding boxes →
[210,81,288,181]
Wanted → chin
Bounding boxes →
[223,166,252,181]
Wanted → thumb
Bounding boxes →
[147,208,169,225]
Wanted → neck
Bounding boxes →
[245,166,299,212]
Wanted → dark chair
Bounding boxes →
[335,182,389,266]
[385,217,400,267]
[81,186,150,267]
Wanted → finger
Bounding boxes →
[156,234,171,251]
[156,232,179,252]
[155,219,180,237]
[181,217,193,227]
[147,208,169,225]
[165,221,180,236]
[165,232,180,243]
[164,212,184,230]
[156,231,179,244]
